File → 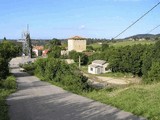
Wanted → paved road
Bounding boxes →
[7,59,145,120]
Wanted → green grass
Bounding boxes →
[25,62,159,120]
[82,83,160,120]
[97,72,134,78]
[89,40,155,49]
[108,40,155,47]
[88,43,102,49]
[81,66,134,78]
[0,76,16,120]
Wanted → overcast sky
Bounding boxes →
[0,0,160,39]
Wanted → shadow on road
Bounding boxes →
[7,87,145,120]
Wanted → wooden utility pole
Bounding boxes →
[79,56,81,68]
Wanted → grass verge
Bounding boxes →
[0,76,16,120]
[41,74,160,120]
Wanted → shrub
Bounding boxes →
[22,63,35,71]
[34,58,91,93]
[2,76,16,89]
[144,61,160,83]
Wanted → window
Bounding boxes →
[90,68,93,71]
[105,67,109,71]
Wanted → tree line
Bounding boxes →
[41,38,160,83]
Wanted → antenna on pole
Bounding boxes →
[27,24,29,34]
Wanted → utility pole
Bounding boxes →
[79,55,81,68]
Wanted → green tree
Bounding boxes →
[145,61,160,83]
[101,43,109,51]
[47,39,61,58]
[0,40,20,79]
[26,33,32,58]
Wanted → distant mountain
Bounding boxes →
[125,34,160,39]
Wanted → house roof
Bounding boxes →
[33,46,44,50]
[92,60,106,65]
[69,36,85,40]
[42,49,49,54]
[89,64,102,68]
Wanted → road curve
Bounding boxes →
[7,61,145,120]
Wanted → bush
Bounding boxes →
[144,61,160,83]
[34,58,91,93]
[22,63,35,71]
[2,76,16,89]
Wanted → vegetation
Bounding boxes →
[68,51,88,65]
[0,76,16,120]
[20,39,160,119]
[83,83,160,120]
[34,58,91,93]
[0,40,21,79]
[108,40,155,47]
[0,39,20,120]
[46,39,62,58]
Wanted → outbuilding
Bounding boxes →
[88,60,109,74]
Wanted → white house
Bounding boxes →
[88,60,110,74]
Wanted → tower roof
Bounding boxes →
[69,36,85,40]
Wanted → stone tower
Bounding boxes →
[68,36,86,52]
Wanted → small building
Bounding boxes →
[88,60,109,74]
[32,46,44,56]
[42,49,49,57]
[68,36,86,52]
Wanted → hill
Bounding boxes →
[125,34,160,39]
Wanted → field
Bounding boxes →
[108,40,155,47]
[89,40,155,49]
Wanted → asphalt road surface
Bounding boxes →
[7,58,145,120]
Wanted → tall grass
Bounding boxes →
[0,76,16,120]
[83,83,160,120]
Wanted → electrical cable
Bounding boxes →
[147,24,160,34]
[113,1,160,39]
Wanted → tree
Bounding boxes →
[145,61,160,83]
[68,51,89,65]
[142,41,160,81]
[3,37,6,41]
[101,43,109,51]
[0,40,21,79]
[47,39,62,58]
[26,33,32,58]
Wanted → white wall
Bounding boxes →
[68,39,86,52]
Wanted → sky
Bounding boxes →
[0,0,160,39]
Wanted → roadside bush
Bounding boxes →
[34,58,48,79]
[0,76,16,120]
[22,63,35,71]
[144,61,160,83]
[2,76,16,89]
[0,58,9,80]
[34,58,91,93]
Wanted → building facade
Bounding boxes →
[88,60,110,74]
[68,36,86,52]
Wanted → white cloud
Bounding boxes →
[79,25,86,30]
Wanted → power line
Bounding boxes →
[147,24,160,34]
[113,1,160,39]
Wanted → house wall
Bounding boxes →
[68,39,86,52]
[102,63,109,73]
[88,66,96,74]
[33,49,38,56]
[88,66,103,74]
